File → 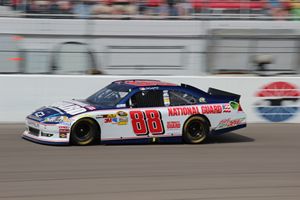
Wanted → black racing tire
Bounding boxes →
[182,115,209,144]
[70,118,98,146]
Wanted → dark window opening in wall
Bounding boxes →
[51,42,97,74]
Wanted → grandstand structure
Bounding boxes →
[0,0,300,19]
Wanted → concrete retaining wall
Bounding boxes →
[1,75,299,123]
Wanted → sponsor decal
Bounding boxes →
[123,80,176,87]
[43,115,71,123]
[167,121,181,129]
[168,105,222,116]
[105,117,128,125]
[255,81,300,122]
[168,106,200,116]
[104,118,112,123]
[96,114,116,119]
[59,126,70,133]
[199,97,206,103]
[35,111,45,117]
[96,114,104,119]
[201,105,222,114]
[163,90,170,106]
[117,111,128,117]
[103,111,128,125]
[164,97,170,106]
[41,133,53,137]
[52,102,87,115]
[62,116,71,122]
[118,117,128,125]
[216,118,245,129]
[107,114,117,118]
[229,101,239,110]
[222,104,231,113]
[112,118,119,123]
[140,87,159,91]
[59,133,68,138]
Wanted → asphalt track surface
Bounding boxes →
[0,124,299,200]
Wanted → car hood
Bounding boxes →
[28,100,98,122]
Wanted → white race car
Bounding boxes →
[23,79,246,145]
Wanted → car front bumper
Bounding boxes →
[22,118,70,145]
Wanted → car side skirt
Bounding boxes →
[101,136,182,145]
[210,124,247,136]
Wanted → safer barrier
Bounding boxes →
[0,75,299,123]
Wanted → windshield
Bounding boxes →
[86,83,130,107]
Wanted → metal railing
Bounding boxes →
[1,13,300,20]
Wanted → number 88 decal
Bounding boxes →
[130,110,164,135]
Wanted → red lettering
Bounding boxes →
[168,106,200,116]
[191,107,196,114]
[176,108,181,116]
[167,121,181,129]
[104,118,112,123]
[59,126,70,134]
[201,105,222,114]
[168,108,174,116]
[186,107,192,115]
[217,105,222,113]
[202,106,205,114]
[180,107,184,115]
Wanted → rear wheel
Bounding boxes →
[183,115,209,144]
[70,118,98,145]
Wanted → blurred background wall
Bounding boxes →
[1,18,300,76]
[1,0,300,76]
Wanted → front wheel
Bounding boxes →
[70,118,98,145]
[182,116,209,144]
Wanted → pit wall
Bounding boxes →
[0,75,299,123]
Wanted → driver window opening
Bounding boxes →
[130,90,164,108]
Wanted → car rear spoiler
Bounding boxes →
[208,88,241,102]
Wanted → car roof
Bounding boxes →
[113,79,178,88]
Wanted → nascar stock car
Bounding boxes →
[23,79,246,145]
